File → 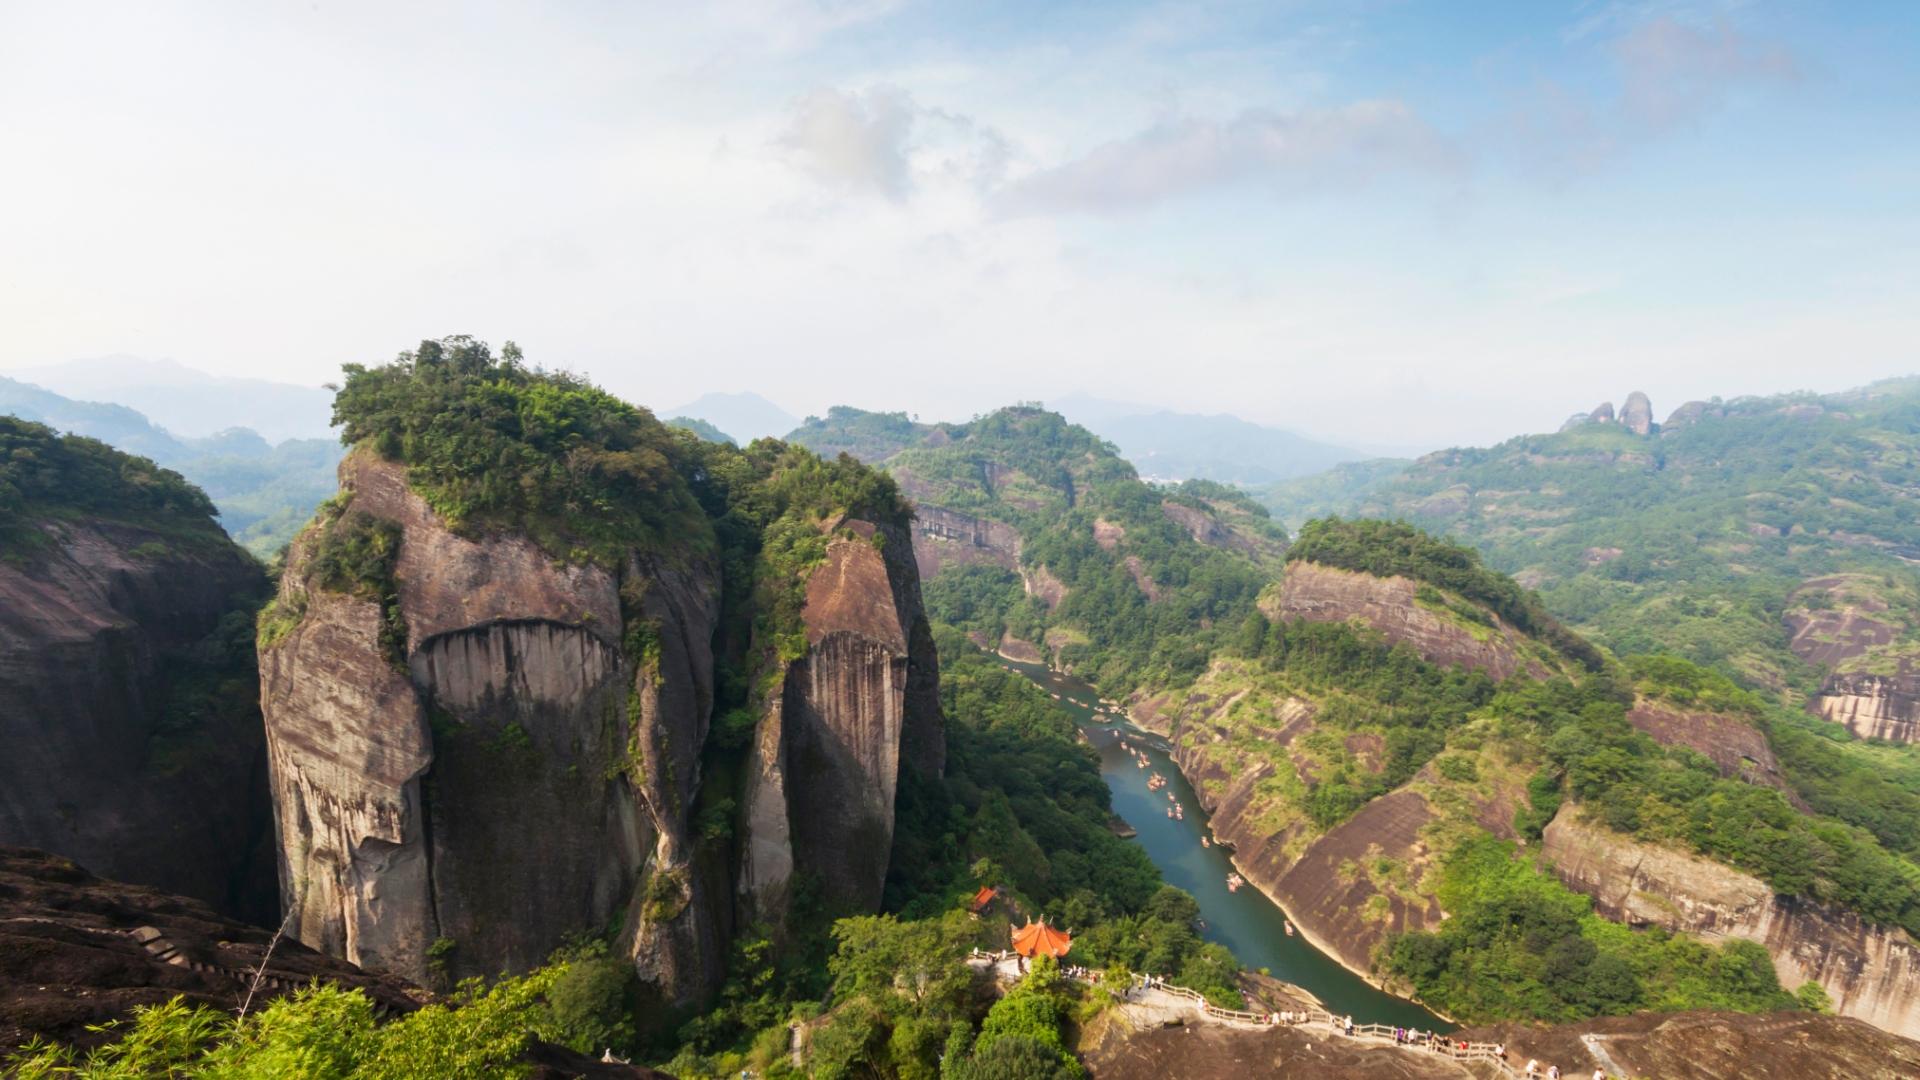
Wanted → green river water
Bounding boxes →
[998,655,1449,1031]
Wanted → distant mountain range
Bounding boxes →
[1045,393,1376,484]
[3,356,335,444]
[666,391,799,444]
[0,375,341,557]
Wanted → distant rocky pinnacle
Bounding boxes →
[1559,391,1656,434]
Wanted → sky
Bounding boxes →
[1,0,1916,449]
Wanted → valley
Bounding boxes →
[11,354,1920,1078]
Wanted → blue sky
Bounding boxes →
[1,0,1915,447]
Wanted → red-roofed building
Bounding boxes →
[1010,918,1072,959]
[967,885,999,916]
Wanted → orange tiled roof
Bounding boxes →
[1010,919,1072,958]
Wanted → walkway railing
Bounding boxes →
[965,949,1520,1076]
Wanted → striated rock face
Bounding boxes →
[910,505,1021,580]
[1810,673,1920,743]
[740,521,943,922]
[1266,561,1548,681]
[1626,699,1800,797]
[263,453,726,1008]
[0,520,273,923]
[1589,401,1616,423]
[1620,391,1655,435]
[1544,809,1920,1040]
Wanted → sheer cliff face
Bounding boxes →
[0,519,273,922]
[1811,673,1920,744]
[741,520,944,924]
[263,453,942,1011]
[1544,809,1920,1040]
[262,454,722,1001]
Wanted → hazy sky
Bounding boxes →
[2,1,1916,448]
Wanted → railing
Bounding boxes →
[965,950,1519,1075]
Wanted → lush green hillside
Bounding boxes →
[1260,381,1920,694]
[793,405,1287,690]
[1,375,342,558]
[0,414,228,556]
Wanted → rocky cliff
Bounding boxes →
[740,519,943,923]
[1811,672,1920,742]
[0,516,273,923]
[263,443,942,1015]
[1543,809,1920,1040]
[1263,561,1550,681]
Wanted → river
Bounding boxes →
[999,655,1449,1031]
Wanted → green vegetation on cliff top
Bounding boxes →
[0,414,228,556]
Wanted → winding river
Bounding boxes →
[999,655,1449,1031]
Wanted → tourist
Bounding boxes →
[1593,1071,1605,1080]
[1525,1059,1539,1077]
[1547,1066,1560,1080]
[1343,1015,1354,1036]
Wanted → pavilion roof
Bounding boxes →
[1010,918,1072,958]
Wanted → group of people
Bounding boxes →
[1387,1027,1499,1059]
[1522,1059,1606,1079]
[1062,964,1101,982]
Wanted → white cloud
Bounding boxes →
[779,85,919,200]
[992,100,1459,216]
[1611,17,1798,130]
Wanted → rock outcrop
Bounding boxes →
[0,845,671,1077]
[740,520,943,923]
[1264,561,1549,681]
[1544,809,1920,1040]
[1589,401,1616,423]
[1625,699,1799,797]
[264,450,942,1008]
[0,519,274,923]
[264,453,693,988]
[0,845,419,1053]
[1085,1007,1920,1079]
[1811,672,1920,743]
[1620,391,1655,435]
[910,505,1021,580]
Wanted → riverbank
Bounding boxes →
[992,652,1447,1030]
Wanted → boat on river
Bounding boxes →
[1226,873,1244,892]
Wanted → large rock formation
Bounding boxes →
[1811,672,1920,743]
[0,518,274,923]
[1544,809,1920,1040]
[740,519,944,923]
[1264,561,1549,681]
[910,504,1021,579]
[1619,390,1655,435]
[263,451,941,1013]
[1625,699,1799,797]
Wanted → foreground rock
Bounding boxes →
[0,498,274,924]
[0,846,417,1052]
[0,846,669,1078]
[1083,1002,1920,1079]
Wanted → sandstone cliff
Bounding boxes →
[1543,809,1920,1040]
[740,519,943,923]
[1811,672,1920,742]
[0,517,273,922]
[1263,561,1552,681]
[263,449,942,1014]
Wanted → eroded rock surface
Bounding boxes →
[0,520,273,922]
[1544,809,1920,1039]
[263,453,725,1009]
[741,520,943,922]
[1266,561,1547,681]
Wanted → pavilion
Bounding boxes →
[1010,917,1072,959]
